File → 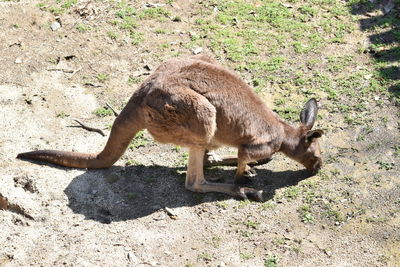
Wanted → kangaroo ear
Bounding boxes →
[300,98,318,129]
[306,129,324,143]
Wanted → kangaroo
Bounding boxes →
[17,55,323,201]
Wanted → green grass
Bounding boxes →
[107,31,118,40]
[37,0,77,15]
[127,75,143,85]
[94,107,113,117]
[175,151,189,167]
[96,73,109,82]
[264,254,279,267]
[393,145,400,157]
[76,23,90,32]
[283,186,301,200]
[138,7,171,21]
[197,252,212,262]
[56,111,69,118]
[240,252,254,260]
[244,220,259,229]
[298,205,315,223]
[215,201,228,209]
[129,130,150,149]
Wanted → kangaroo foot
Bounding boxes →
[233,186,263,201]
[186,180,263,202]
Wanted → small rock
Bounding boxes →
[171,16,181,22]
[323,249,332,256]
[192,47,203,55]
[164,207,177,219]
[281,3,294,8]
[153,213,166,221]
[127,252,137,262]
[364,74,373,80]
[188,31,198,38]
[0,196,8,210]
[50,21,61,31]
[145,2,165,8]
[14,57,23,64]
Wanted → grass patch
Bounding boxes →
[94,107,113,117]
[264,254,279,267]
[298,204,315,223]
[96,73,109,82]
[37,0,77,15]
[283,186,301,200]
[129,130,150,149]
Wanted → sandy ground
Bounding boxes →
[1,1,399,267]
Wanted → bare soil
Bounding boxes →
[1,1,399,267]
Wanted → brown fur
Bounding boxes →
[17,55,323,201]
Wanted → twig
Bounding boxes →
[84,82,102,88]
[47,68,74,73]
[68,67,82,79]
[71,119,106,136]
[106,102,120,117]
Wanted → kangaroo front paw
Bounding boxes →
[234,186,263,202]
[235,166,257,184]
[244,167,257,177]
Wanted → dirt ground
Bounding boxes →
[1,1,399,267]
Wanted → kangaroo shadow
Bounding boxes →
[64,163,312,223]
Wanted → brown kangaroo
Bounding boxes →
[17,55,323,201]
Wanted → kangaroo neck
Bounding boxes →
[278,122,302,159]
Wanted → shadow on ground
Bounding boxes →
[350,0,400,102]
[64,164,312,223]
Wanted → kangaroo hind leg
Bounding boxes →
[186,148,263,201]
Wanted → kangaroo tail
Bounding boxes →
[17,93,145,169]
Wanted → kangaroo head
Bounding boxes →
[292,99,324,174]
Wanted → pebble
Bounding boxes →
[165,207,178,219]
[192,47,203,55]
[153,213,166,221]
[324,249,332,256]
[14,57,23,64]
[50,21,61,31]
